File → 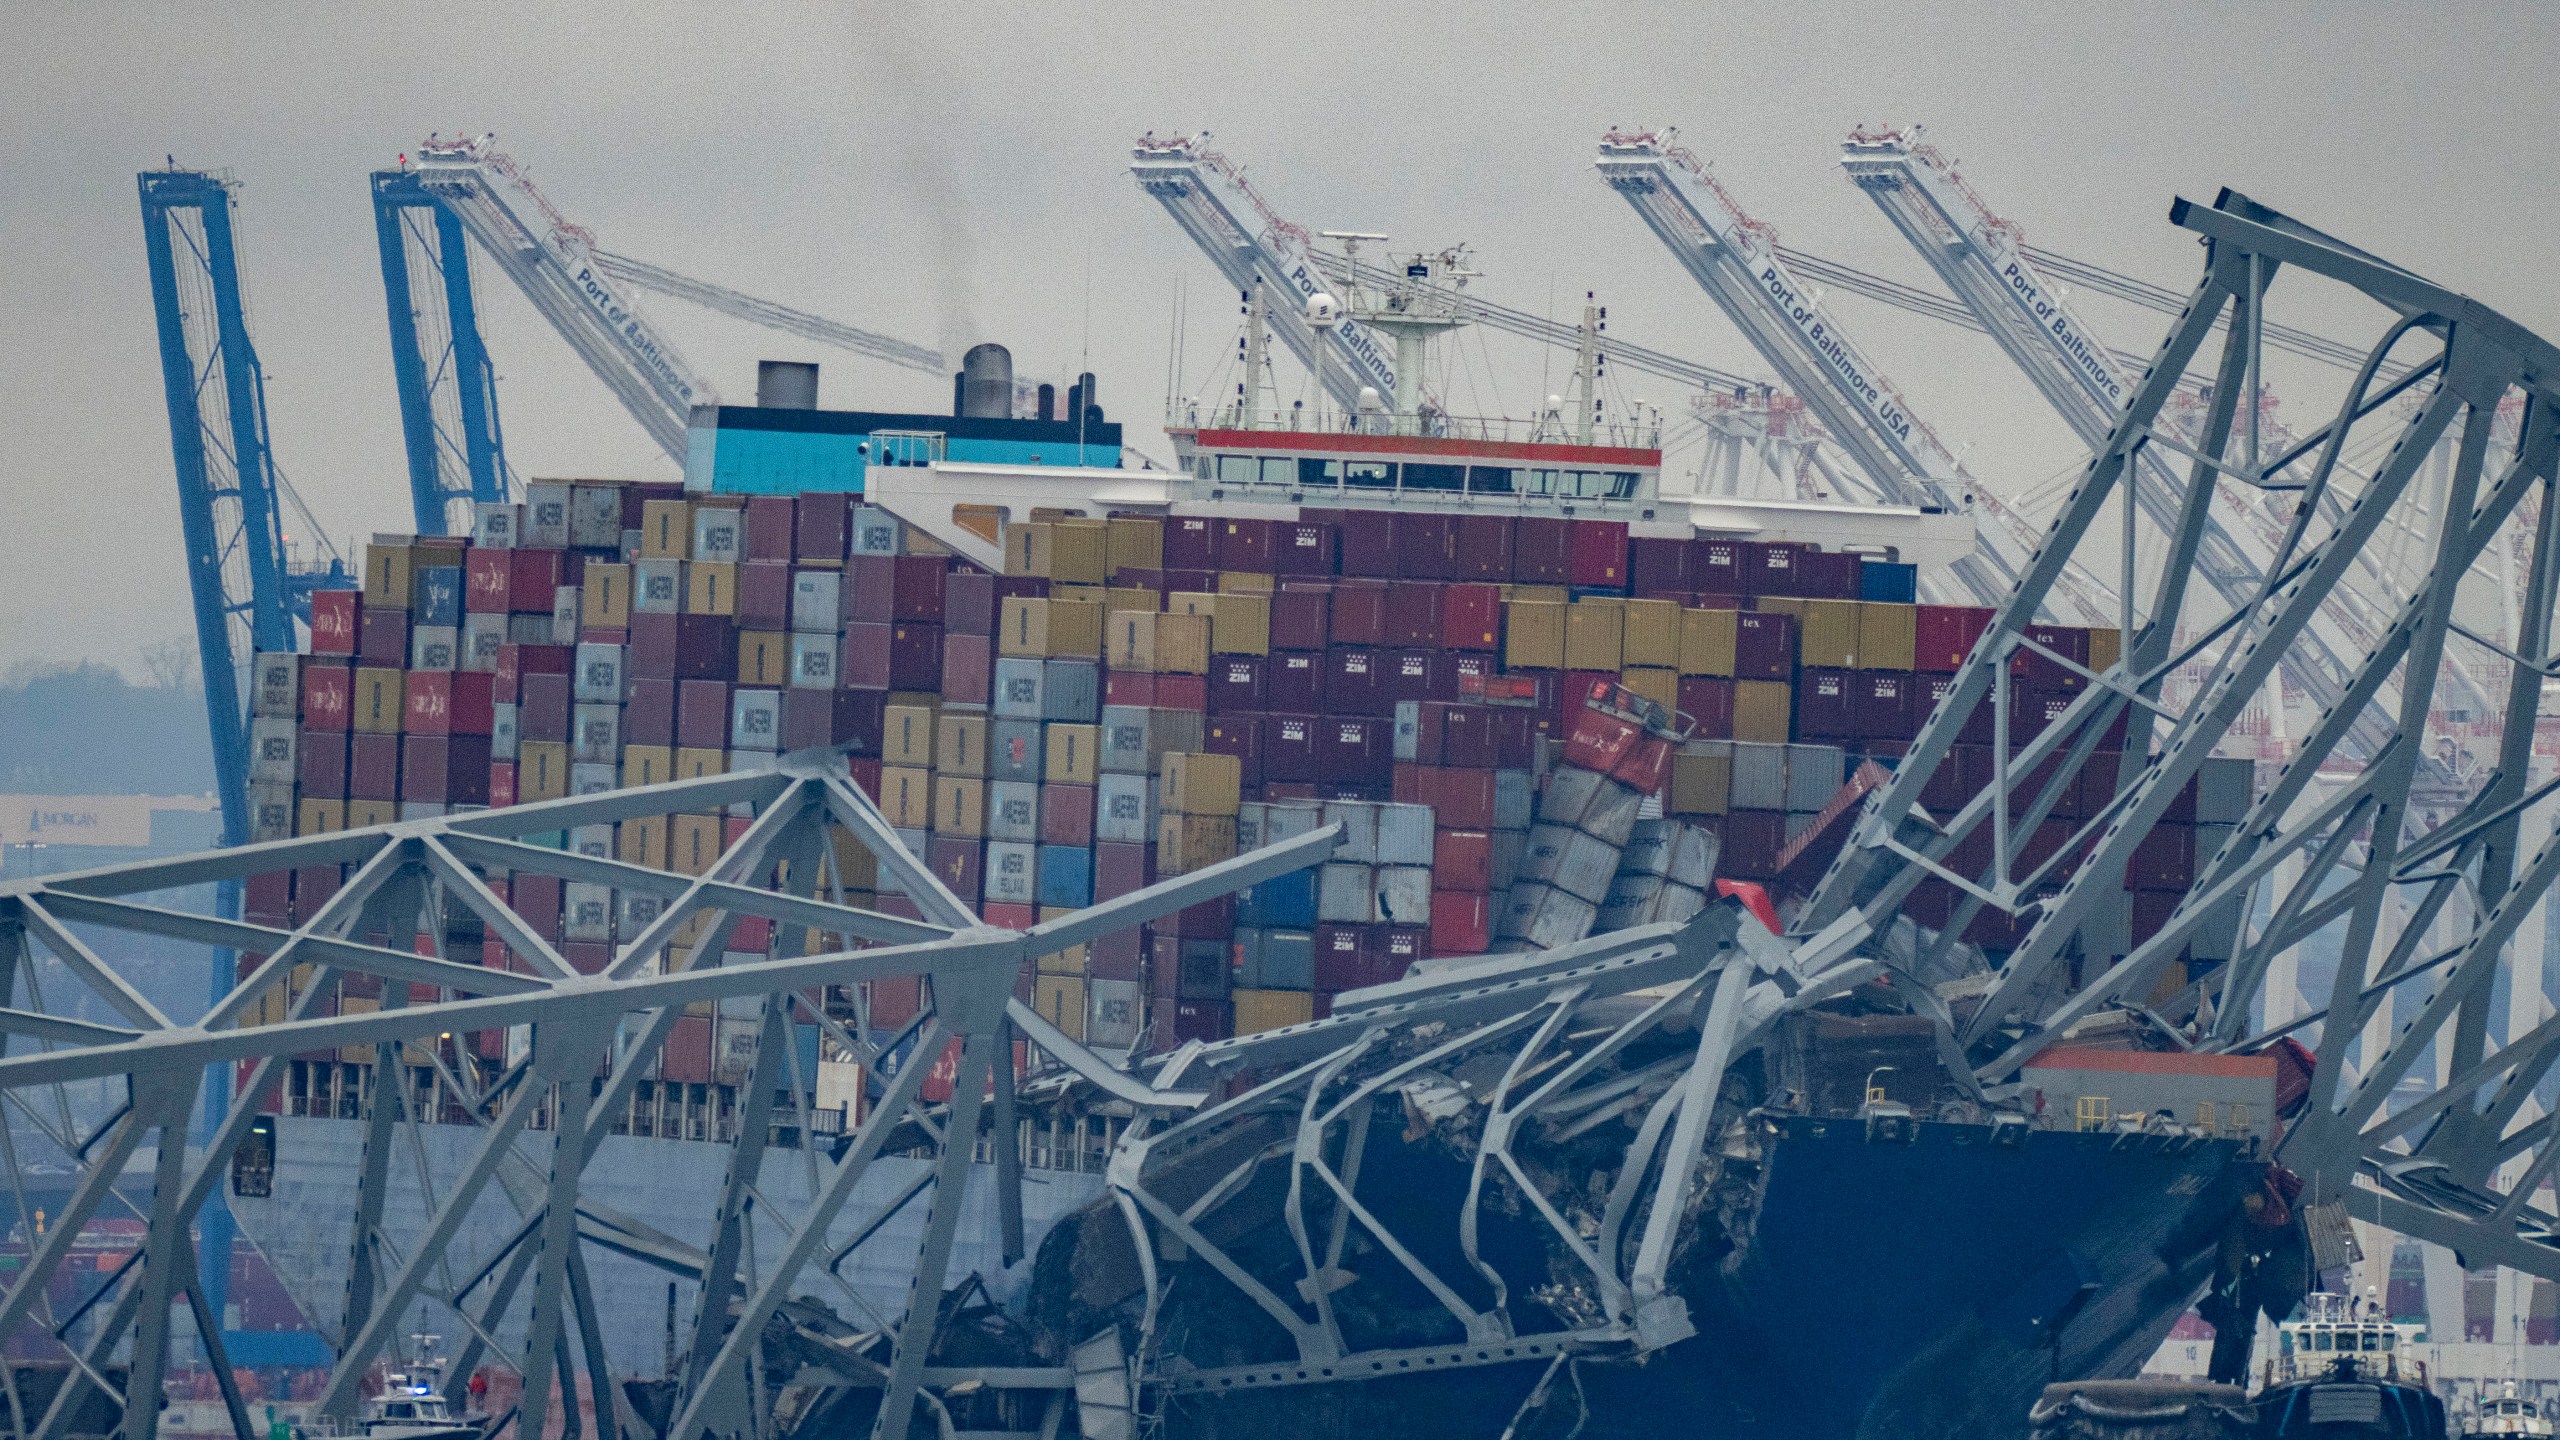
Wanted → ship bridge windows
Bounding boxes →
[1297,458,1340,487]
[1518,468,1643,501]
[1402,461,1464,492]
[1345,459,1396,489]
[1467,465,1516,494]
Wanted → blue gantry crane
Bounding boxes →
[372,166,511,536]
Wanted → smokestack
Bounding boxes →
[960,343,1014,419]
[755,360,819,410]
[952,371,967,418]
[1076,370,1101,423]
[1036,382,1055,422]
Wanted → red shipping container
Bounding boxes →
[1313,924,1378,992]
[1094,841,1151,902]
[1316,716,1391,784]
[298,730,349,798]
[1338,514,1401,578]
[347,733,400,800]
[509,549,564,614]
[892,555,949,621]
[621,677,673,747]
[867,976,922,1029]
[302,661,353,730]
[517,672,571,742]
[1453,514,1514,582]
[842,554,897,624]
[1207,656,1267,713]
[942,632,993,706]
[358,607,410,666]
[1216,516,1276,572]
[1164,516,1218,570]
[1270,587,1331,651]
[664,1016,713,1083]
[942,569,997,635]
[671,615,736,681]
[1400,514,1458,581]
[1274,521,1338,576]
[1694,538,1744,594]
[465,549,512,613]
[1439,584,1501,651]
[745,495,795,561]
[1568,519,1629,589]
[1915,605,1994,672]
[1329,580,1389,644]
[796,494,851,563]
[1796,668,1855,740]
[1733,612,1797,680]
[1039,787,1096,847]
[1430,891,1491,955]
[840,623,892,690]
[1611,733,1674,795]
[846,756,884,800]
[1513,516,1573,583]
[1630,536,1692,597]
[488,761,516,808]
[1263,715,1319,782]
[310,589,359,654]
[888,623,944,690]
[676,680,731,748]
[738,560,792,630]
[1678,676,1735,739]
[406,670,497,737]
[1564,703,1643,772]
[1155,674,1208,710]
[1721,811,1789,879]
[1105,670,1157,708]
[1432,829,1494,891]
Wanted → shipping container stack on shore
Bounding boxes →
[248,478,2253,1070]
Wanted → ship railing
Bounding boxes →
[1169,401,1663,452]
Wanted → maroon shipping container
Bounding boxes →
[465,548,512,613]
[677,680,732,748]
[738,560,792,630]
[892,555,948,621]
[299,730,349,798]
[944,569,996,635]
[745,496,795,561]
[942,633,993,706]
[1568,519,1629,589]
[518,672,571,742]
[1164,516,1218,570]
[840,623,892,690]
[1263,714,1319,782]
[1795,550,1861,600]
[1630,536,1692,597]
[1512,516,1572,583]
[1207,656,1267,713]
[348,733,400,801]
[405,670,496,736]
[1401,514,1459,582]
[1441,705,1500,769]
[842,554,897,624]
[1106,671,1157,708]
[1411,765,1496,829]
[1377,581,1440,646]
[888,622,944,690]
[626,678,676,746]
[1329,580,1389,645]
[243,869,292,926]
[1439,584,1502,652]
[1216,516,1275,572]
[672,615,736,681]
[1312,924,1381,992]
[1915,605,1994,672]
[1855,671,1918,740]
[796,494,850,563]
[1168,1000,1231,1045]
[1796,667,1855,740]
[1269,587,1330,651]
[626,613,679,679]
[1733,612,1797,680]
[1203,718,1261,790]
[1040,786,1096,848]
[310,589,359,655]
[1324,648,1384,715]
[1678,677,1735,739]
[1694,537,1744,594]
[1094,841,1151,903]
[1328,513,1393,578]
[1087,925,1143,981]
[301,661,353,730]
[358,607,410,666]
[781,688,884,753]
[1720,811,1789,879]
[1738,541,1804,597]
[1274,521,1337,576]
[664,1016,713,1084]
[1384,648,1453,706]
[509,873,562,941]
[1452,514,1514,582]
[509,549,564,613]
[2013,624,2091,691]
[2129,823,2197,892]
[1266,652,1322,713]
[927,836,985,901]
[1170,895,1234,939]
[401,735,493,804]
[1156,674,1208,711]
[1316,716,1391,784]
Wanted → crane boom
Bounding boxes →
[373,167,510,535]
[406,136,713,463]
[593,250,945,376]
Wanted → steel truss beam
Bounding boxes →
[0,749,1336,1440]
[1798,188,2560,1276]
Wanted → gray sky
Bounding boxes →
[5,3,2555,676]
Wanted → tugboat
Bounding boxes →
[2251,1293,2447,1438]
[2461,1381,2556,1438]
[356,1337,479,1440]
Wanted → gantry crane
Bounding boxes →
[373,165,511,535]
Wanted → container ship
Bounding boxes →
[219,261,2286,1439]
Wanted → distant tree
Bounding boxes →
[140,639,196,691]
[0,662,213,795]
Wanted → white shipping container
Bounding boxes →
[984,841,1039,906]
[993,658,1046,719]
[574,642,625,704]
[1496,883,1597,950]
[618,891,666,941]
[397,801,447,821]
[568,823,615,860]
[987,781,1042,842]
[1494,768,1536,831]
[247,781,295,842]
[633,559,684,615]
[1318,863,1377,924]
[1375,803,1435,866]
[1098,705,1153,774]
[246,716,297,785]
[472,501,520,549]
[713,1017,760,1085]
[1373,866,1434,926]
[731,689,781,751]
[572,703,622,763]
[692,507,743,564]
[1234,801,1265,852]
[569,484,622,548]
[1489,829,1528,893]
[851,509,903,556]
[791,570,841,634]
[789,633,836,690]
[562,881,614,943]
[1785,745,1847,811]
[1728,742,1789,811]
[522,483,572,547]
[569,762,619,797]
[1264,800,1327,844]
[410,626,460,672]
[1392,700,1423,761]
[815,1057,866,1123]
[489,703,519,761]
[552,587,581,645]
[1321,801,1380,864]
[1087,979,1143,1050]
[249,653,298,719]
[1095,773,1153,844]
[461,613,507,672]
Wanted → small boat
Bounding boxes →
[2250,1293,2447,1438]
[2461,1381,2557,1438]
[356,1337,479,1440]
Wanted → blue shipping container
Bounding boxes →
[1036,845,1094,908]
[1239,867,1319,929]
[1857,561,1918,604]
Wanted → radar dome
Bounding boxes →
[1304,292,1342,328]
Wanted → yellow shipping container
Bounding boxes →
[1620,666,1679,715]
[1857,603,1919,672]
[737,631,789,687]
[296,798,346,836]
[879,766,934,829]
[936,713,988,777]
[639,500,693,559]
[932,776,986,838]
[1505,599,1567,670]
[1800,599,1860,669]
[1166,591,1216,619]
[582,563,632,629]
[1047,518,1110,584]
[621,745,673,789]
[1157,813,1239,873]
[619,816,670,870]
[1046,723,1101,785]
[516,742,571,802]
[1234,988,1315,1035]
[338,995,381,1062]
[1564,599,1626,671]
[1212,592,1271,655]
[353,668,404,733]
[1107,516,1164,574]
[345,799,398,829]
[1162,752,1243,816]
[683,561,737,616]
[1034,974,1088,1041]
[1733,681,1793,743]
[363,541,414,608]
[1216,571,1275,595]
[1104,586,1161,615]
[2088,626,2123,676]
[669,814,722,875]
[883,704,936,767]
[1679,608,1738,677]
[1106,610,1159,673]
[999,596,1051,657]
[1669,746,1732,816]
[1622,599,1682,669]
[1046,597,1105,658]
[1154,612,1212,675]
